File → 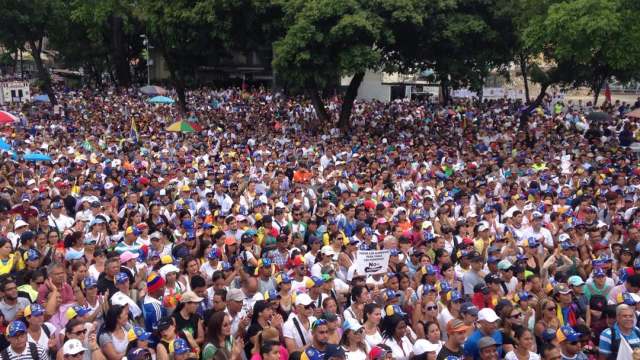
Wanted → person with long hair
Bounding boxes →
[98,304,131,360]
[249,327,288,360]
[381,314,413,360]
[362,303,382,351]
[340,319,367,360]
[56,318,106,360]
[440,263,461,293]
[179,255,201,292]
[437,290,464,339]
[245,300,283,358]
[172,291,205,346]
[0,237,23,275]
[423,321,444,354]
[504,327,540,360]
[413,296,439,340]
[202,311,244,360]
[534,298,560,352]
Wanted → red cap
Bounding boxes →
[291,255,305,267]
[139,177,150,186]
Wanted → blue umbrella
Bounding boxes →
[148,96,175,104]
[24,153,52,162]
[0,138,12,151]
[33,94,50,103]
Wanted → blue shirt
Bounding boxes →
[598,323,640,357]
[463,329,503,360]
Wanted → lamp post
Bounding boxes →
[141,34,151,86]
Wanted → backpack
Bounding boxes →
[1,341,39,360]
[607,325,640,360]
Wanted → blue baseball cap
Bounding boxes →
[593,268,606,277]
[385,289,401,300]
[132,326,152,341]
[6,320,26,337]
[115,272,129,284]
[207,248,220,260]
[182,220,194,229]
[83,276,98,289]
[423,284,436,294]
[24,249,39,262]
[173,338,190,355]
[24,303,45,317]
[556,325,581,343]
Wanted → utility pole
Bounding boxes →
[141,34,151,86]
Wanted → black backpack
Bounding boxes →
[1,341,39,360]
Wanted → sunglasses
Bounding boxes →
[546,306,556,311]
[72,329,87,336]
[426,306,438,311]
[304,304,316,310]
[568,341,580,345]
[510,313,522,319]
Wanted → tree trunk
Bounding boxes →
[521,82,550,129]
[519,55,530,103]
[110,15,131,87]
[307,85,330,124]
[337,71,365,132]
[440,80,450,105]
[530,82,549,109]
[29,40,56,105]
[592,76,606,107]
[175,78,187,113]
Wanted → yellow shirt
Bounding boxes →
[0,253,24,275]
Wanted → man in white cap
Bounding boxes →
[463,308,503,360]
[283,293,317,353]
[225,288,247,336]
[62,338,87,359]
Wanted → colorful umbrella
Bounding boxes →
[23,153,52,162]
[140,85,168,96]
[0,138,11,151]
[188,122,202,131]
[0,111,18,124]
[166,121,196,133]
[148,96,175,104]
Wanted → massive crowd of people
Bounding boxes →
[0,85,640,360]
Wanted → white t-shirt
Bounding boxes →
[344,347,367,360]
[283,313,316,348]
[364,331,382,351]
[437,307,454,340]
[505,351,541,360]
[27,323,56,351]
[382,336,413,360]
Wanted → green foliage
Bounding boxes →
[272,0,424,91]
[523,0,640,101]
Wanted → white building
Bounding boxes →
[0,81,30,105]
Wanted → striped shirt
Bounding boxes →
[142,295,166,333]
[598,323,640,357]
[3,342,49,360]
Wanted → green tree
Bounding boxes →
[524,0,640,105]
[0,0,67,105]
[136,0,257,112]
[69,0,145,87]
[273,0,424,131]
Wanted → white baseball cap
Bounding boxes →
[294,293,313,306]
[413,339,439,356]
[478,308,499,323]
[63,339,86,355]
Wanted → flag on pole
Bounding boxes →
[618,334,633,360]
[130,118,138,143]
